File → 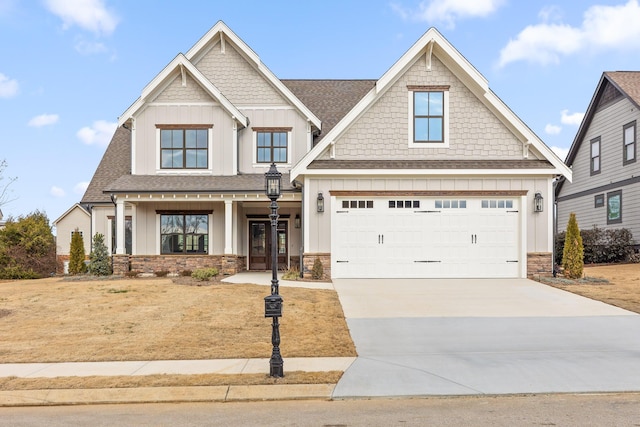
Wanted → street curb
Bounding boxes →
[0,384,336,407]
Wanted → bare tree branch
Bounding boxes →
[0,159,18,207]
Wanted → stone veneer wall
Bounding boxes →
[527,252,553,278]
[302,253,331,280]
[112,255,246,277]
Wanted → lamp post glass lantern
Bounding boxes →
[264,163,284,377]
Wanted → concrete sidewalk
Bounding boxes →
[0,357,355,406]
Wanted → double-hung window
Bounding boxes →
[623,121,636,165]
[254,128,290,164]
[159,126,211,169]
[590,137,601,175]
[160,212,210,254]
[408,85,449,147]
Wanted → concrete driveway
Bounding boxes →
[331,278,640,398]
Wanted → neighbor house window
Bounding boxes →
[590,137,601,175]
[159,126,210,169]
[607,190,622,224]
[160,213,209,254]
[623,121,636,165]
[408,86,449,147]
[254,128,290,163]
[594,194,604,208]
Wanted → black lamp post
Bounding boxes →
[264,162,284,377]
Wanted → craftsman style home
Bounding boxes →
[557,72,640,244]
[55,22,571,279]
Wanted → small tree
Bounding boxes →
[562,212,584,279]
[311,257,324,280]
[68,229,87,275]
[89,233,111,276]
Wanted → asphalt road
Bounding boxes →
[0,394,639,426]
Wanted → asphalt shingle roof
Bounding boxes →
[605,71,640,108]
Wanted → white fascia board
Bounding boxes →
[185,21,321,131]
[482,90,572,182]
[117,54,247,128]
[300,168,565,177]
[290,88,378,181]
[377,28,488,94]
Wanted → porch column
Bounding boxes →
[115,197,126,255]
[224,200,233,254]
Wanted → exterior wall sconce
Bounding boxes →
[317,192,324,213]
[294,214,301,228]
[534,192,544,213]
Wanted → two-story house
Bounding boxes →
[557,72,640,245]
[55,22,571,279]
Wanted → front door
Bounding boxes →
[249,221,288,270]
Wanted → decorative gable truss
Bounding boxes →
[292,27,572,182]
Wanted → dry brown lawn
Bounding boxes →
[540,263,640,313]
[0,276,356,363]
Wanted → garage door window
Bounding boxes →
[341,200,374,209]
[482,199,513,209]
[435,200,467,209]
[389,200,420,208]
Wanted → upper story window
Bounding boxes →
[623,121,636,165]
[158,126,211,169]
[590,137,601,175]
[408,85,449,148]
[253,127,291,164]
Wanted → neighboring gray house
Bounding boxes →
[557,72,640,245]
[56,22,571,279]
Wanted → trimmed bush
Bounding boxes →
[562,213,584,279]
[68,229,87,275]
[89,233,112,276]
[311,258,324,280]
[191,267,219,281]
[556,226,635,265]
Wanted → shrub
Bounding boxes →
[562,213,584,279]
[89,233,112,276]
[181,270,192,277]
[556,226,635,265]
[68,229,87,275]
[191,267,219,281]
[155,270,169,277]
[311,258,324,280]
[0,265,39,280]
[282,267,300,280]
[0,211,56,278]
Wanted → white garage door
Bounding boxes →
[332,197,521,278]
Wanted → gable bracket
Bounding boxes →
[522,142,531,159]
[179,64,186,87]
[220,31,225,53]
[425,39,434,72]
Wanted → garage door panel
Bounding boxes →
[332,197,521,279]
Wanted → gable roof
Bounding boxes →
[53,203,90,226]
[186,21,321,132]
[118,53,248,128]
[564,72,640,168]
[290,27,571,182]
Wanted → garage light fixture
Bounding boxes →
[534,192,544,213]
[317,192,324,213]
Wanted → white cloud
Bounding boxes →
[28,113,59,127]
[44,0,119,36]
[74,182,89,194]
[391,0,505,28]
[74,38,107,55]
[560,109,585,126]
[0,73,18,98]
[545,124,562,135]
[498,0,640,67]
[551,146,570,161]
[50,186,65,197]
[76,120,116,147]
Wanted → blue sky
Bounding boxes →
[2,0,640,228]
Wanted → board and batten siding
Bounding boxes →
[557,96,640,239]
[305,176,552,254]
